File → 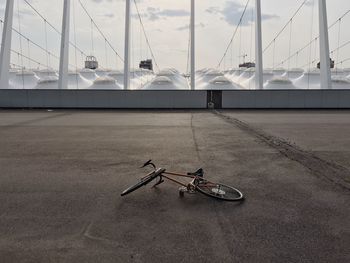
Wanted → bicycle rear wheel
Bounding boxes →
[121,168,165,196]
[196,181,244,201]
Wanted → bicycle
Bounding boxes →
[121,160,244,202]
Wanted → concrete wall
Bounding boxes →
[0,90,207,109]
[1,89,350,109]
[222,90,350,109]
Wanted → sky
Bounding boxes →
[1,0,350,72]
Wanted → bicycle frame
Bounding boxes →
[141,170,197,187]
[140,166,222,194]
[162,171,197,187]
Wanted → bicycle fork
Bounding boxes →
[152,176,164,188]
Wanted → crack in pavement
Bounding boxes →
[190,113,201,162]
[213,110,350,191]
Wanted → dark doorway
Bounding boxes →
[207,91,222,109]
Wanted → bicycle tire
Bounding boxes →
[196,181,244,201]
[121,168,165,196]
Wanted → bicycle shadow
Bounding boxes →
[120,185,245,211]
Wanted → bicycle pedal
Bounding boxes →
[178,187,196,197]
[178,187,187,197]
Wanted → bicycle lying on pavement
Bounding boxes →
[121,160,244,202]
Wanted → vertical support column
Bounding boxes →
[318,0,331,89]
[255,0,263,90]
[124,0,131,90]
[0,0,14,89]
[190,0,195,90]
[58,0,71,90]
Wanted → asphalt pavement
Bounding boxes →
[0,109,349,262]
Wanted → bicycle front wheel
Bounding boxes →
[121,168,165,196]
[196,181,244,201]
[121,177,152,196]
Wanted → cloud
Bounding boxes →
[176,23,206,31]
[92,0,128,2]
[305,1,316,7]
[133,7,190,21]
[98,12,115,18]
[206,1,279,26]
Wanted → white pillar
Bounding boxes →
[0,0,14,89]
[318,0,331,89]
[58,0,71,90]
[124,0,131,90]
[190,0,195,90]
[255,0,263,90]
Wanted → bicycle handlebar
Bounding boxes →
[141,160,156,169]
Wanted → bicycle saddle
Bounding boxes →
[187,168,204,177]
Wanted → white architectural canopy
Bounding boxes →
[0,0,344,90]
